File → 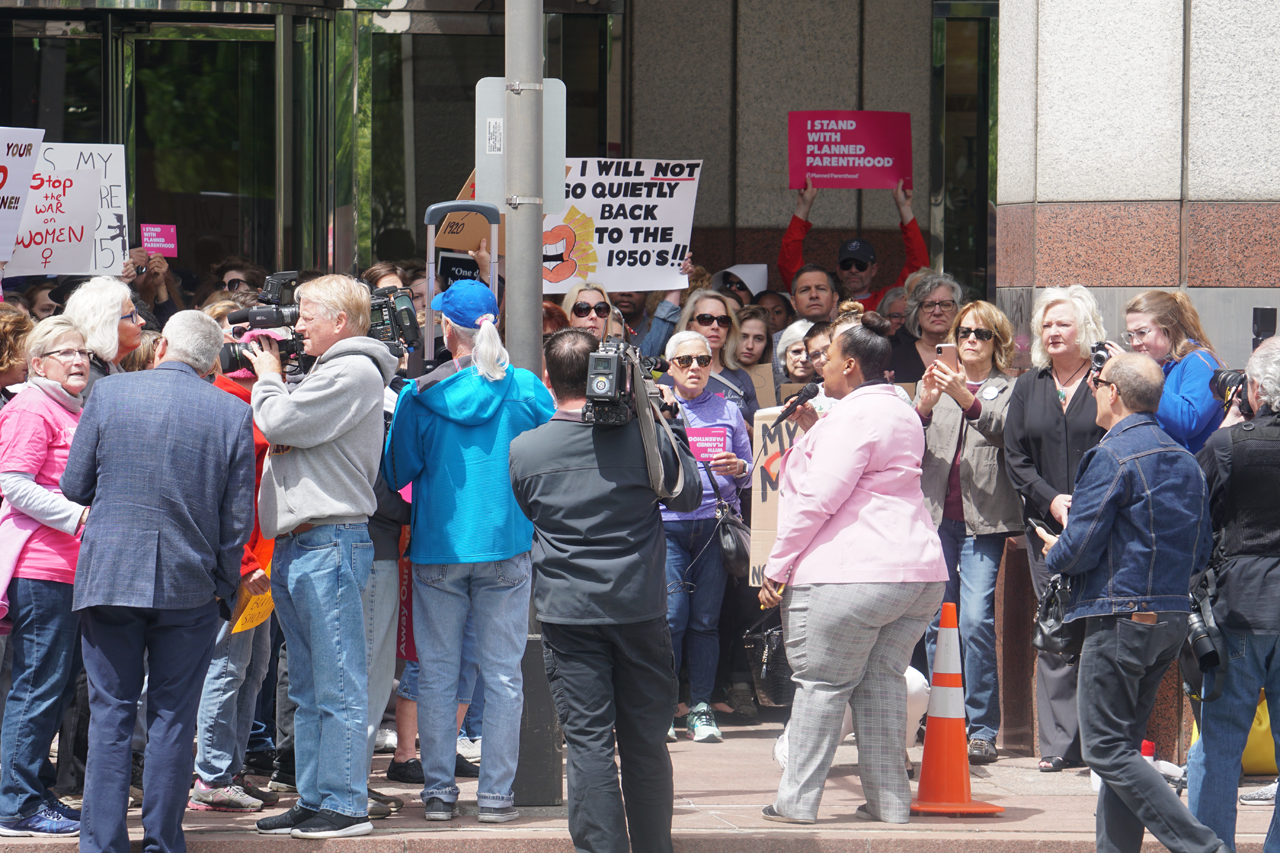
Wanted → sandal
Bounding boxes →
[1039,756,1066,772]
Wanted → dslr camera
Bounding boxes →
[1210,368,1252,418]
[1089,341,1111,375]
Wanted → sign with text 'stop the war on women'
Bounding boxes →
[787,110,912,190]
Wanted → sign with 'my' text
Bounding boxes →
[749,409,802,587]
[35,143,128,275]
[787,110,912,190]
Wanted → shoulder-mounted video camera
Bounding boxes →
[582,338,664,426]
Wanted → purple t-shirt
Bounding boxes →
[661,387,752,522]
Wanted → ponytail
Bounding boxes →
[471,318,509,381]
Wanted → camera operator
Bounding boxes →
[243,274,398,839]
[1186,336,1280,852]
[508,328,700,853]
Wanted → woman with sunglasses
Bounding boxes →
[62,277,146,399]
[888,275,964,384]
[913,301,1023,767]
[560,284,612,340]
[660,330,752,745]
[666,289,758,424]
[0,317,92,836]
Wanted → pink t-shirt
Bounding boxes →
[0,388,82,584]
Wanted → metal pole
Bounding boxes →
[504,0,543,374]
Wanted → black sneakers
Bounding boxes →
[290,809,372,839]
[256,804,316,835]
[478,805,520,823]
[423,797,459,821]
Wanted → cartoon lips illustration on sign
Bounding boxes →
[542,224,577,283]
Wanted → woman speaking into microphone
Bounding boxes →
[758,312,947,825]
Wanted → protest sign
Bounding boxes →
[437,250,480,286]
[0,127,46,264]
[140,224,177,257]
[435,170,507,257]
[34,143,128,275]
[7,170,99,276]
[687,427,727,461]
[541,158,701,294]
[787,110,912,190]
[749,407,802,587]
[748,362,778,409]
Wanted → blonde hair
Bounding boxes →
[202,300,240,325]
[1124,289,1220,364]
[296,274,372,336]
[677,289,743,370]
[119,331,162,372]
[949,301,1016,371]
[560,283,611,316]
[24,316,83,363]
[1030,285,1107,369]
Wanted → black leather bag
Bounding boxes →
[1031,573,1085,660]
[699,460,750,579]
[742,611,795,707]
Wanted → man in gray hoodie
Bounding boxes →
[244,274,398,840]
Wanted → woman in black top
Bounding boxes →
[1003,284,1107,773]
[889,275,962,383]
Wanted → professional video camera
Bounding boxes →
[259,271,301,307]
[219,334,305,375]
[368,286,423,356]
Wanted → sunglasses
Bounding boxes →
[839,258,870,272]
[694,313,732,328]
[572,302,610,319]
[956,326,994,341]
[671,354,713,369]
[1090,375,1115,391]
[719,280,750,293]
[226,278,252,291]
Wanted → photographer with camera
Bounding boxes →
[1186,336,1280,852]
[509,328,700,853]
[243,274,398,839]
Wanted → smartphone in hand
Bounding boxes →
[935,343,959,371]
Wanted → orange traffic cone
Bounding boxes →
[910,602,1004,816]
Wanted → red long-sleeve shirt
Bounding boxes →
[214,375,272,576]
[776,215,929,311]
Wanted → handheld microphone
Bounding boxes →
[772,382,820,426]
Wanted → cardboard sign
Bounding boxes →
[34,142,127,275]
[747,362,778,408]
[788,110,912,190]
[541,158,701,294]
[435,170,507,258]
[749,406,803,587]
[0,127,46,264]
[687,426,727,461]
[230,538,275,633]
[7,170,99,276]
[140,223,177,257]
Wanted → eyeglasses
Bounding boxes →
[572,302,610,319]
[956,326,994,341]
[807,349,829,365]
[839,258,870,272]
[120,309,139,323]
[671,354,713,369]
[1122,327,1155,344]
[884,312,906,322]
[693,313,732,329]
[921,300,957,314]
[43,348,90,363]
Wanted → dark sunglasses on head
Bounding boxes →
[839,258,870,272]
[671,354,713,369]
[694,313,732,328]
[956,326,994,341]
[572,302,611,319]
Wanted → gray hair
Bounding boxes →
[1029,285,1108,369]
[1247,336,1280,409]
[24,316,85,362]
[63,276,132,362]
[878,286,907,313]
[1105,352,1164,414]
[777,320,814,356]
[664,330,712,360]
[444,315,509,382]
[162,311,224,374]
[905,274,965,338]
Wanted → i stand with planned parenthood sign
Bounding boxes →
[788,110,912,190]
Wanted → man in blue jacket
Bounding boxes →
[383,280,554,824]
[1041,353,1227,853]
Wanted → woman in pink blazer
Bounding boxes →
[759,312,947,826]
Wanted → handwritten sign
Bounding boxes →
[7,171,99,276]
[0,127,46,264]
[35,143,128,275]
[230,584,274,633]
[749,407,802,586]
[788,110,912,190]
[140,223,177,257]
[687,426,727,461]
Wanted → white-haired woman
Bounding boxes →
[0,317,91,836]
[661,330,752,745]
[560,283,612,340]
[660,289,758,424]
[1003,284,1108,773]
[888,275,964,383]
[62,277,145,398]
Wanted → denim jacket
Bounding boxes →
[1046,413,1212,621]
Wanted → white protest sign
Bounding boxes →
[540,158,701,293]
[35,143,127,275]
[6,170,100,276]
[0,128,46,264]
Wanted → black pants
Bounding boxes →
[1027,526,1082,761]
[1077,613,1223,853]
[542,619,677,853]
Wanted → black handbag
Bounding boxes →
[698,460,750,579]
[1031,573,1085,660]
[742,610,796,707]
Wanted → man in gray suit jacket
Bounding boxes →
[61,310,255,853]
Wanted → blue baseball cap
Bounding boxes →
[431,280,499,329]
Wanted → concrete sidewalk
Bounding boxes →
[19,711,1277,852]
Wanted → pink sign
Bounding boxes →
[687,427,727,461]
[787,110,912,190]
[140,223,177,256]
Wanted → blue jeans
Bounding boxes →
[924,519,1005,742]
[271,523,373,818]
[412,553,531,808]
[362,558,400,771]
[0,579,81,819]
[1188,629,1280,853]
[193,617,271,785]
[664,517,727,708]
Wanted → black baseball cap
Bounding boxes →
[837,239,877,266]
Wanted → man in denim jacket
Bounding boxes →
[1042,353,1227,853]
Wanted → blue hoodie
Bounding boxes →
[383,360,554,564]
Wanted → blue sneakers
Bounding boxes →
[44,799,82,821]
[0,805,81,836]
